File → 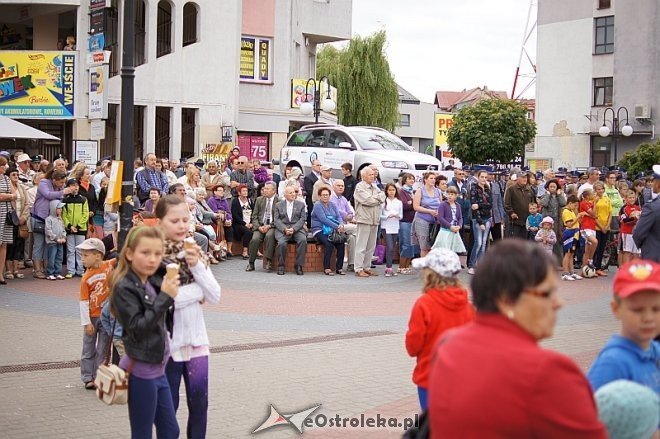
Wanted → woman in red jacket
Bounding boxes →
[428,239,607,438]
[405,248,475,411]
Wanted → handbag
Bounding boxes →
[6,208,19,226]
[428,221,440,243]
[94,320,132,405]
[328,229,347,244]
[18,224,28,238]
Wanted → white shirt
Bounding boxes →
[286,200,295,221]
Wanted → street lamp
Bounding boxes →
[299,76,336,123]
[599,106,633,164]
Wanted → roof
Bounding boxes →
[434,86,509,112]
[397,84,420,104]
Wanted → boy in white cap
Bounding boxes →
[76,237,116,389]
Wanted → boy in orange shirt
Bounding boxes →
[77,238,116,389]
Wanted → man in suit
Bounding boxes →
[304,160,321,227]
[633,165,660,262]
[273,186,307,275]
[246,182,278,272]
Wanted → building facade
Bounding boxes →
[395,84,435,155]
[0,0,351,165]
[533,0,657,169]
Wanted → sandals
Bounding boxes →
[13,272,24,279]
[5,273,13,279]
[324,269,335,276]
[356,270,370,278]
[336,270,346,276]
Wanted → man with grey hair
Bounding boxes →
[577,167,602,198]
[353,167,385,277]
[230,155,255,198]
[202,160,228,198]
[53,158,67,173]
[92,160,111,191]
[246,181,279,272]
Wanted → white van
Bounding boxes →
[277,125,442,184]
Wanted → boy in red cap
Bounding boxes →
[587,260,660,393]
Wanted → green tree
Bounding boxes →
[317,31,400,132]
[446,98,536,164]
[618,139,660,176]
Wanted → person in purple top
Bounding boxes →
[31,168,74,279]
[207,185,234,256]
[110,226,180,439]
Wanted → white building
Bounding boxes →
[395,84,435,155]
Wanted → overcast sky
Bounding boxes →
[349,0,537,103]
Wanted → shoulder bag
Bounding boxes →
[4,177,18,226]
[94,320,132,405]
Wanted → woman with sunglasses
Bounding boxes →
[428,240,606,438]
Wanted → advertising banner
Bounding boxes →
[258,40,269,81]
[434,113,454,161]
[200,142,234,166]
[240,37,255,79]
[290,78,337,114]
[0,51,76,118]
[88,64,108,119]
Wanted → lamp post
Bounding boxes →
[118,0,136,248]
[599,106,633,164]
[299,76,336,123]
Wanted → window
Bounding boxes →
[135,0,147,66]
[327,131,351,148]
[182,2,198,46]
[240,35,272,82]
[598,0,611,9]
[106,0,119,76]
[594,16,614,54]
[304,130,326,148]
[101,104,118,158]
[399,114,411,127]
[155,107,171,159]
[156,1,172,57]
[181,108,197,158]
[593,77,613,106]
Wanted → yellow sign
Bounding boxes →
[290,78,337,114]
[200,142,233,166]
[106,160,123,204]
[434,113,454,147]
[240,38,255,79]
[0,51,77,118]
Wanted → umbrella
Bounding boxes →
[0,115,60,140]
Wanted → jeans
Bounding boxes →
[166,357,209,439]
[469,219,491,268]
[398,222,414,258]
[80,317,109,383]
[46,243,63,276]
[31,218,47,260]
[594,230,609,269]
[384,233,398,268]
[128,374,179,439]
[66,234,85,276]
[315,232,345,271]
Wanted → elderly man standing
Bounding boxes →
[16,153,35,187]
[135,153,169,203]
[633,165,660,262]
[504,172,536,239]
[354,167,385,277]
[330,179,358,271]
[230,156,255,198]
[246,181,278,272]
[273,186,307,275]
[312,165,334,202]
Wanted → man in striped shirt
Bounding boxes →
[230,156,255,198]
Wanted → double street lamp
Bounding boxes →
[598,106,633,163]
[299,76,336,123]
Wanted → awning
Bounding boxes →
[0,115,60,141]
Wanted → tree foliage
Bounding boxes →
[446,99,536,165]
[618,139,660,176]
[316,31,400,132]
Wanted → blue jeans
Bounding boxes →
[66,234,85,276]
[418,386,428,411]
[128,374,179,439]
[384,233,398,268]
[398,222,414,258]
[46,243,63,276]
[166,357,209,439]
[469,219,491,268]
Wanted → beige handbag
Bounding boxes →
[94,321,132,405]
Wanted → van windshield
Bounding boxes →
[350,130,411,151]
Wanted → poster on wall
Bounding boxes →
[74,140,99,170]
[238,133,269,161]
[290,79,337,114]
[88,64,108,119]
[0,51,76,118]
[258,40,269,81]
[240,37,255,79]
[434,113,454,162]
[200,142,233,166]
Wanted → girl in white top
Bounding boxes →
[155,195,221,439]
[380,183,404,277]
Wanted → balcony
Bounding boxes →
[301,0,352,44]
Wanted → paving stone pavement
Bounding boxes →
[0,259,618,438]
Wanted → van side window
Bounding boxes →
[304,130,326,148]
[287,131,311,146]
[327,131,351,148]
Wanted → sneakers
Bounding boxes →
[46,275,56,281]
[385,268,393,277]
[571,273,583,280]
[56,275,65,280]
[467,268,475,275]
[64,273,73,279]
[561,274,575,281]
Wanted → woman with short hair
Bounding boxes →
[428,240,607,437]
